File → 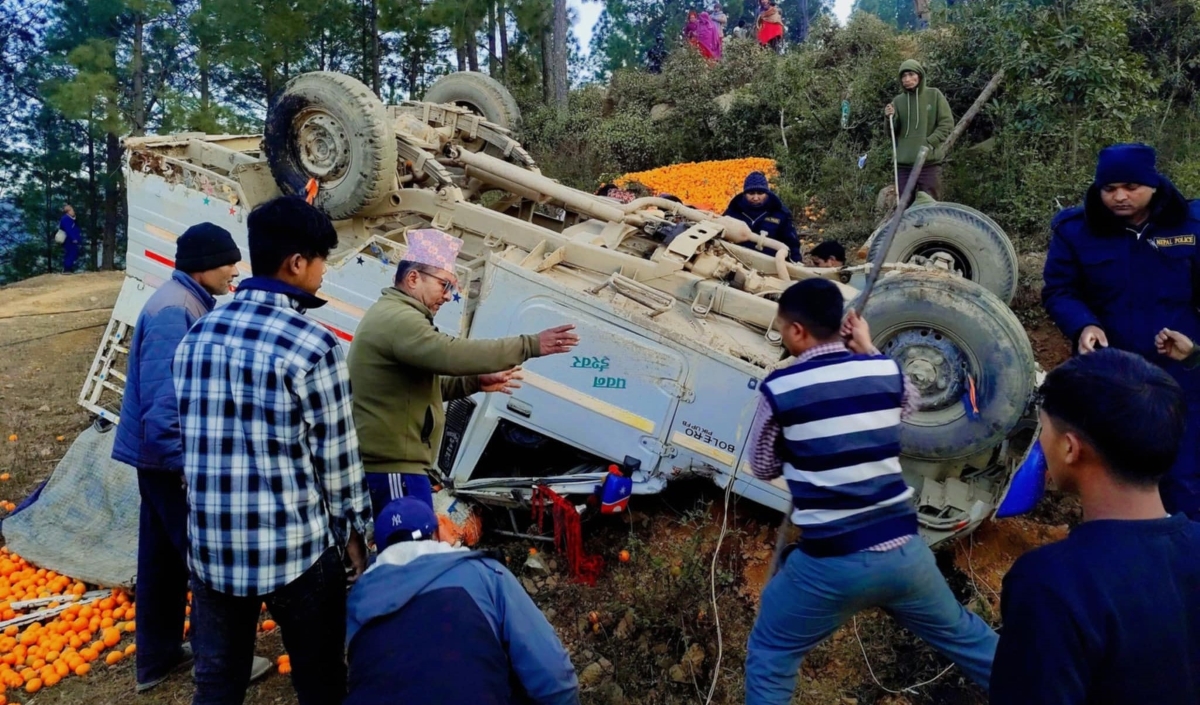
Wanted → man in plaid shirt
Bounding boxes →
[173,196,371,705]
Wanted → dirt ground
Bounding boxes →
[0,269,1076,704]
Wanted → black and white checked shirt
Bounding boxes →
[173,277,371,596]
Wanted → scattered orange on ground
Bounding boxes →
[6,435,16,443]
[0,548,140,694]
[261,619,276,632]
[618,549,631,562]
[278,662,292,675]
[0,475,9,482]
[614,158,780,213]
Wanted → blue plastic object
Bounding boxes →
[995,439,1048,518]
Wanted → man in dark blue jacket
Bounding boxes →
[346,498,579,705]
[111,223,269,692]
[1043,143,1200,519]
[991,349,1200,704]
[724,171,802,262]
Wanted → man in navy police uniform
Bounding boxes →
[1043,143,1200,519]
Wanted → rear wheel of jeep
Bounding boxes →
[864,272,1036,462]
[264,71,397,219]
[424,72,522,131]
[866,202,1019,305]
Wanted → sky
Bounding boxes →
[568,0,856,56]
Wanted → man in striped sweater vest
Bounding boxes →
[744,279,998,704]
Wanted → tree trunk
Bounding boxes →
[551,0,568,108]
[467,35,479,72]
[87,111,98,271]
[370,0,381,94]
[361,0,370,85]
[540,30,551,104]
[488,3,498,76]
[198,45,211,129]
[457,43,467,72]
[103,131,119,271]
[498,0,509,79]
[131,12,146,135]
[43,156,51,275]
[407,45,421,97]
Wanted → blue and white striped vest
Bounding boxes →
[761,350,917,556]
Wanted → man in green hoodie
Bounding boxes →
[347,228,580,516]
[883,60,954,206]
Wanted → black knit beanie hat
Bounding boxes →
[175,223,241,273]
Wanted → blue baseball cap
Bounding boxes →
[375,498,439,548]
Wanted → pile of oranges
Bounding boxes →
[0,547,136,699]
[614,158,780,213]
[0,547,291,699]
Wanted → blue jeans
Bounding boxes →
[136,470,191,685]
[366,471,433,517]
[190,547,347,705]
[745,538,998,705]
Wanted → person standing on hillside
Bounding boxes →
[882,61,954,206]
[173,197,372,705]
[990,350,1200,705]
[743,279,997,705]
[111,223,273,693]
[347,229,579,516]
[724,171,802,262]
[59,204,82,273]
[1043,143,1200,520]
[755,0,786,52]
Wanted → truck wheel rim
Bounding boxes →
[879,326,973,426]
[295,108,351,182]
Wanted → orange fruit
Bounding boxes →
[23,677,39,693]
[619,550,631,562]
[97,598,114,611]
[261,620,276,632]
[276,654,290,665]
[74,662,90,676]
[278,662,292,675]
[79,648,96,662]
[104,650,123,666]
[124,621,135,633]
[99,618,114,629]
[102,628,121,648]
[43,672,59,687]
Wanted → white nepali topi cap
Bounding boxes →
[402,228,463,272]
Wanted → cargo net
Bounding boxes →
[531,485,604,586]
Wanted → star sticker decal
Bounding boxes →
[452,292,462,303]
[203,196,210,205]
[356,256,364,265]
[229,207,237,216]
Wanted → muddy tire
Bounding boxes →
[424,72,522,130]
[264,72,397,219]
[866,202,1019,304]
[863,272,1036,462]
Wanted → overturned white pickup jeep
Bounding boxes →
[81,71,1038,546]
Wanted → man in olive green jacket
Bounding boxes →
[347,229,580,515]
[883,59,954,206]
